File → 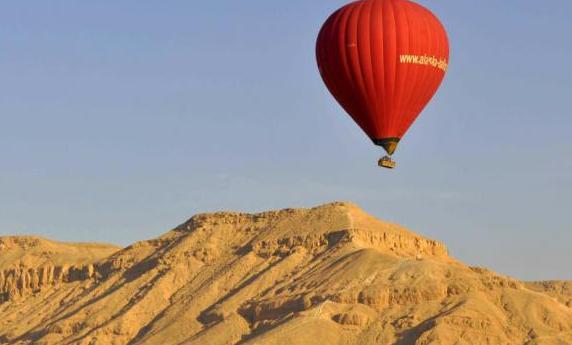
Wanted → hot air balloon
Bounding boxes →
[316,0,449,169]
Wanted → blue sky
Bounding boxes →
[1,0,571,281]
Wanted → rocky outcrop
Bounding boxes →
[0,202,570,345]
[0,264,96,302]
[0,236,118,304]
[526,281,572,307]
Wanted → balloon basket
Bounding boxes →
[378,156,397,169]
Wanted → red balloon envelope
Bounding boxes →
[316,0,449,156]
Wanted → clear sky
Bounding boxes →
[1,1,571,281]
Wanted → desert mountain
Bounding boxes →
[0,202,570,345]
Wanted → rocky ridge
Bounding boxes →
[0,202,570,345]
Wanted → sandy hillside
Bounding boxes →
[0,202,571,345]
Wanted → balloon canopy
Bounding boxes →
[316,0,449,156]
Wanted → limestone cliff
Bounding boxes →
[0,202,570,345]
[0,237,118,303]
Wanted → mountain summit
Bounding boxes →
[1,202,570,345]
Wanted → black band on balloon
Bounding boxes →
[373,138,401,146]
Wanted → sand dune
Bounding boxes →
[1,202,570,345]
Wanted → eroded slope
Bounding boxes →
[0,202,570,345]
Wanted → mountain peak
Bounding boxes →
[0,202,570,345]
[173,201,447,260]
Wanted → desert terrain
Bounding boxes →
[1,202,571,345]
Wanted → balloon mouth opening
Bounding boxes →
[374,138,400,155]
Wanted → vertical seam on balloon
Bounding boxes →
[366,1,380,135]
[319,7,361,128]
[363,1,380,135]
[395,2,422,138]
[425,11,448,123]
[415,10,443,134]
[404,4,433,138]
[373,0,386,137]
[334,8,360,117]
[417,7,436,127]
[431,12,445,104]
[382,0,393,137]
[338,6,361,123]
[387,0,400,139]
[320,10,345,114]
[349,2,372,135]
[392,0,411,140]
[358,1,378,136]
[391,0,403,137]
[376,1,389,139]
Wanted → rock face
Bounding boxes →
[0,202,570,345]
[526,281,572,308]
[0,237,119,303]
